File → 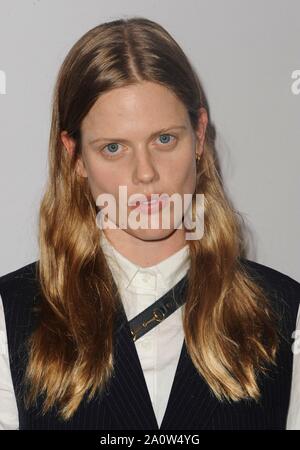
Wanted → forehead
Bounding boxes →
[81,81,189,135]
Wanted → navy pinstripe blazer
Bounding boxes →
[0,258,299,430]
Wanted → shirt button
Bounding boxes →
[140,272,156,289]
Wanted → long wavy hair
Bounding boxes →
[23,17,279,420]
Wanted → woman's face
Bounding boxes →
[61,81,207,243]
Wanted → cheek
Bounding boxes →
[83,159,122,200]
[170,153,196,194]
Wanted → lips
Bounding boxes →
[128,193,169,206]
[128,193,170,214]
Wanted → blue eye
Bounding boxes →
[158,134,175,144]
[106,143,119,153]
[102,142,122,158]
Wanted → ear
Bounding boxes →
[194,107,208,157]
[60,130,88,178]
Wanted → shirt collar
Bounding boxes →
[100,232,190,291]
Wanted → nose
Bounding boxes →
[132,147,159,185]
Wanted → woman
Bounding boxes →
[0,17,299,430]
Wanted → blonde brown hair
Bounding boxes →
[23,17,279,420]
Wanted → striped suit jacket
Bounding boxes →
[0,258,299,430]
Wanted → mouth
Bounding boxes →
[128,193,170,215]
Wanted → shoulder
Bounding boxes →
[0,261,41,332]
[240,258,300,298]
[240,258,300,328]
[0,261,39,297]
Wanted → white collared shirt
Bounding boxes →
[0,236,190,429]
[100,233,190,427]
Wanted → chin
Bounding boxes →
[127,227,177,242]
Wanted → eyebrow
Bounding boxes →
[88,125,187,145]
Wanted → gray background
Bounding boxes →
[0,0,299,281]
